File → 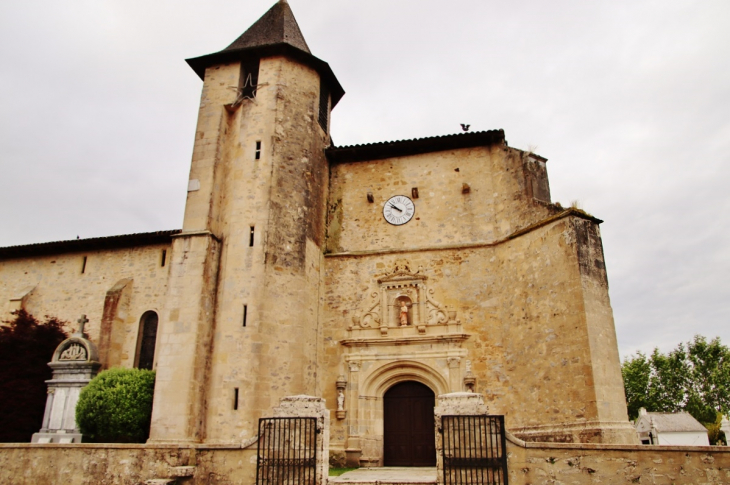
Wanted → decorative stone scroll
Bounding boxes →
[349,262,459,337]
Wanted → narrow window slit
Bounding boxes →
[249,226,255,247]
[234,388,239,410]
[81,256,87,274]
[255,141,261,160]
[243,304,248,327]
[161,249,167,267]
[318,83,330,131]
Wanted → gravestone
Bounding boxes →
[31,315,100,444]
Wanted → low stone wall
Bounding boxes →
[3,439,730,484]
[507,435,730,484]
[0,395,329,485]
[0,443,258,485]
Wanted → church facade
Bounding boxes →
[0,0,637,466]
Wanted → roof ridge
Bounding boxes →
[330,129,505,151]
[0,230,182,259]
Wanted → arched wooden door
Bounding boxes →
[383,381,436,466]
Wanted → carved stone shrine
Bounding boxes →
[31,315,100,444]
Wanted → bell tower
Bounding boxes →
[149,0,344,443]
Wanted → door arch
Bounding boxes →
[383,381,436,466]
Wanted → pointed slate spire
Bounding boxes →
[222,0,311,54]
[186,1,344,107]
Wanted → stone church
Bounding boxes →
[0,0,637,467]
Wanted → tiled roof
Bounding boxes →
[326,129,506,163]
[640,412,708,433]
[0,230,181,259]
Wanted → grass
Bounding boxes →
[329,467,359,477]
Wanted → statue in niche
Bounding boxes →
[399,301,410,326]
[337,389,345,411]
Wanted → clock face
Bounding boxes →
[383,195,415,226]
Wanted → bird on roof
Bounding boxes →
[460,124,470,132]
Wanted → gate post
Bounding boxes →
[272,395,330,485]
[434,392,489,485]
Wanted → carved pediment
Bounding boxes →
[51,317,99,364]
[377,263,427,285]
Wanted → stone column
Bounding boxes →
[433,392,489,485]
[272,396,330,485]
[345,361,362,467]
[417,283,427,326]
[447,357,461,392]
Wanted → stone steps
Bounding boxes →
[329,467,438,485]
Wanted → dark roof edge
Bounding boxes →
[0,230,182,260]
[326,129,506,164]
[186,43,345,108]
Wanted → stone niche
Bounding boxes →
[31,317,100,444]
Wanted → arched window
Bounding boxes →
[136,311,158,370]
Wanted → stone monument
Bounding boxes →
[31,315,100,444]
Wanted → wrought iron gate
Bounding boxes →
[440,415,508,485]
[256,417,318,485]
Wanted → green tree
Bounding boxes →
[704,412,727,446]
[622,335,730,443]
[0,311,68,442]
[75,367,156,443]
[685,337,730,424]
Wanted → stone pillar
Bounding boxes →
[722,416,730,445]
[447,357,461,392]
[272,396,330,485]
[433,392,489,485]
[345,361,362,467]
[32,316,100,444]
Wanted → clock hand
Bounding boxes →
[389,203,403,212]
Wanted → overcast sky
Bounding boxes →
[1,0,728,359]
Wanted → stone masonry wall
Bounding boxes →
[0,243,171,369]
[507,438,730,484]
[322,213,633,461]
[321,143,635,455]
[1,441,729,484]
[326,145,556,254]
[0,443,257,485]
[198,55,331,443]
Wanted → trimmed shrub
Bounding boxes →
[76,367,155,443]
[0,311,67,442]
